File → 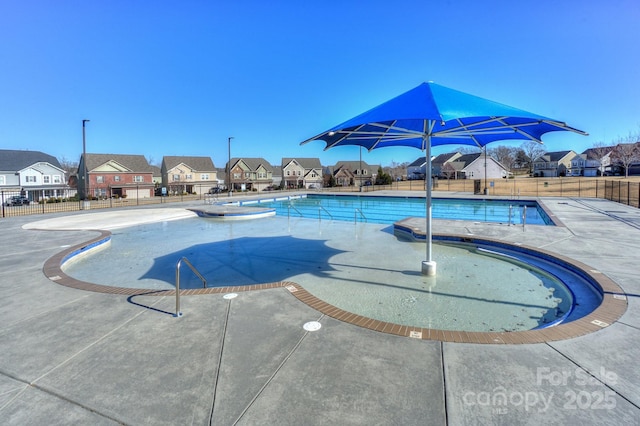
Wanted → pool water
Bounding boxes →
[60,216,597,332]
[240,194,553,225]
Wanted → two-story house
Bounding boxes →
[440,153,510,180]
[78,153,154,199]
[228,158,274,192]
[569,148,613,177]
[327,161,378,187]
[161,156,217,195]
[281,158,323,189]
[532,150,577,177]
[0,149,68,203]
[407,152,463,180]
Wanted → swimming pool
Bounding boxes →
[59,214,602,332]
[237,194,553,225]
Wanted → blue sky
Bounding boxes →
[1,1,639,168]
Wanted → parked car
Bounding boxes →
[5,196,30,206]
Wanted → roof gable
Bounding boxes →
[282,157,322,169]
[0,149,62,171]
[230,158,274,172]
[85,154,152,173]
[162,156,215,171]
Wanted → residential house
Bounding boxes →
[407,152,463,180]
[228,158,274,192]
[78,153,154,199]
[327,161,378,187]
[150,165,162,187]
[532,150,577,177]
[610,142,640,176]
[440,153,510,180]
[570,148,613,177]
[161,156,217,195]
[271,165,282,189]
[406,157,427,180]
[0,149,68,202]
[281,158,323,189]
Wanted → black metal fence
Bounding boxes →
[0,186,213,218]
[3,179,640,219]
[603,180,640,208]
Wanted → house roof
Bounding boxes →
[0,149,62,171]
[581,146,614,159]
[408,157,426,167]
[230,157,274,172]
[150,165,162,176]
[333,160,380,172]
[453,153,482,165]
[84,154,153,173]
[432,152,461,165]
[282,158,322,169]
[162,156,215,171]
[537,150,573,162]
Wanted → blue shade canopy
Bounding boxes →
[300,82,587,150]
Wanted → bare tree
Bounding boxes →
[611,130,640,177]
[589,141,614,175]
[146,156,161,167]
[454,146,481,154]
[57,156,78,175]
[488,145,517,171]
[521,141,546,175]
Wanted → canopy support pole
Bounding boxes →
[421,124,436,276]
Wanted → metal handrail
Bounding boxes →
[204,194,218,205]
[287,203,303,218]
[318,205,333,221]
[354,208,367,223]
[175,256,207,317]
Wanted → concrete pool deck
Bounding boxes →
[1,192,639,424]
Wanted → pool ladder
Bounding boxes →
[354,208,367,223]
[508,205,527,230]
[174,257,207,317]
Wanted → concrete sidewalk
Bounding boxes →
[0,195,639,425]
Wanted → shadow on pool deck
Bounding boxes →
[1,195,640,424]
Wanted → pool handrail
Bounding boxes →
[355,208,367,223]
[287,203,304,218]
[318,205,333,221]
[175,256,207,317]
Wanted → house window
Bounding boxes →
[114,176,121,182]
[286,171,290,176]
[200,174,209,180]
[0,176,5,185]
[134,176,144,183]
[297,171,301,176]
[173,174,180,181]
[233,172,241,179]
[25,176,37,183]
[43,176,51,184]
[96,176,104,183]
[53,175,61,184]
[244,172,250,179]
[186,174,192,180]
[363,170,367,175]
[258,172,266,179]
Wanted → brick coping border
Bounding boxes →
[42,228,628,345]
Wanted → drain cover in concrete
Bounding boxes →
[303,321,322,331]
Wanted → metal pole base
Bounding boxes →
[421,260,436,276]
